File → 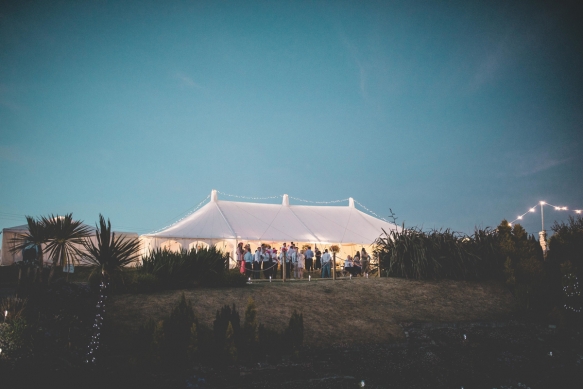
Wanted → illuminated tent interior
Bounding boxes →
[0,223,139,266]
[140,190,400,268]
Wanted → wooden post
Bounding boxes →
[332,252,336,280]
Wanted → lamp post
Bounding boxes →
[539,201,548,257]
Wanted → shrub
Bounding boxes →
[222,269,248,287]
[139,247,230,289]
[131,273,160,293]
[284,310,304,354]
[213,304,241,348]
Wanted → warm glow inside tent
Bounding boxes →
[0,223,139,266]
[140,190,400,267]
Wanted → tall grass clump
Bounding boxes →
[374,225,505,281]
[138,247,243,288]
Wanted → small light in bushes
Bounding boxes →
[360,380,365,387]
[548,351,553,357]
[463,334,467,340]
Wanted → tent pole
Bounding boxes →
[332,252,336,280]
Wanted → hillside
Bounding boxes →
[109,277,515,346]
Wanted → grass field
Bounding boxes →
[108,277,515,346]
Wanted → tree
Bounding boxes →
[83,214,141,283]
[9,216,49,283]
[42,214,92,283]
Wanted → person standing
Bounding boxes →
[244,246,253,278]
[271,248,278,279]
[304,246,314,272]
[279,243,288,279]
[297,249,305,279]
[265,246,273,279]
[361,248,370,276]
[253,247,261,279]
[321,249,331,278]
[353,251,361,275]
[237,242,245,275]
[315,247,322,271]
[290,245,298,279]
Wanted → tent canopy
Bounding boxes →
[142,190,399,245]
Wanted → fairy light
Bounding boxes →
[510,201,583,225]
[85,279,109,364]
[563,274,581,313]
[146,194,210,235]
[289,196,349,205]
[354,200,390,223]
[217,191,281,201]
[147,191,396,238]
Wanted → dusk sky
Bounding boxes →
[1,0,582,245]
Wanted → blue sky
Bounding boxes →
[1,0,582,244]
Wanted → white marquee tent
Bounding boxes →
[140,190,400,266]
[1,223,139,266]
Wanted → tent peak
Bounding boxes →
[349,197,355,208]
[211,189,218,202]
[282,194,289,206]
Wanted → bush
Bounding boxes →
[138,247,230,289]
[131,273,160,293]
[222,269,248,287]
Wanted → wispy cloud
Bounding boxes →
[513,150,572,176]
[336,29,368,97]
[175,72,203,89]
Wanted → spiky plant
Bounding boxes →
[83,214,141,283]
[9,216,49,283]
[41,213,92,283]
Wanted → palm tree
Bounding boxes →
[83,214,141,283]
[42,213,93,283]
[9,216,49,283]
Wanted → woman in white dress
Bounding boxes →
[297,250,305,279]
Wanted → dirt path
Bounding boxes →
[109,277,515,346]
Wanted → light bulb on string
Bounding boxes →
[530,208,536,212]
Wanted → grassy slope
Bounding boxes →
[108,277,515,347]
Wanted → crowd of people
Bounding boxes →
[235,242,371,280]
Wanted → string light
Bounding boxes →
[146,194,210,235]
[510,201,583,225]
[289,196,349,204]
[563,274,581,313]
[148,192,397,237]
[217,191,281,201]
[85,279,109,364]
[353,200,390,223]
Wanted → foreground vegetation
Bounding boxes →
[375,217,583,326]
[0,212,582,387]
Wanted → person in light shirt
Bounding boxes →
[279,243,288,278]
[244,246,253,278]
[253,247,261,279]
[271,248,278,279]
[290,245,298,279]
[304,246,314,272]
[321,249,331,278]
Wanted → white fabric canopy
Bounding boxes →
[142,190,400,245]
